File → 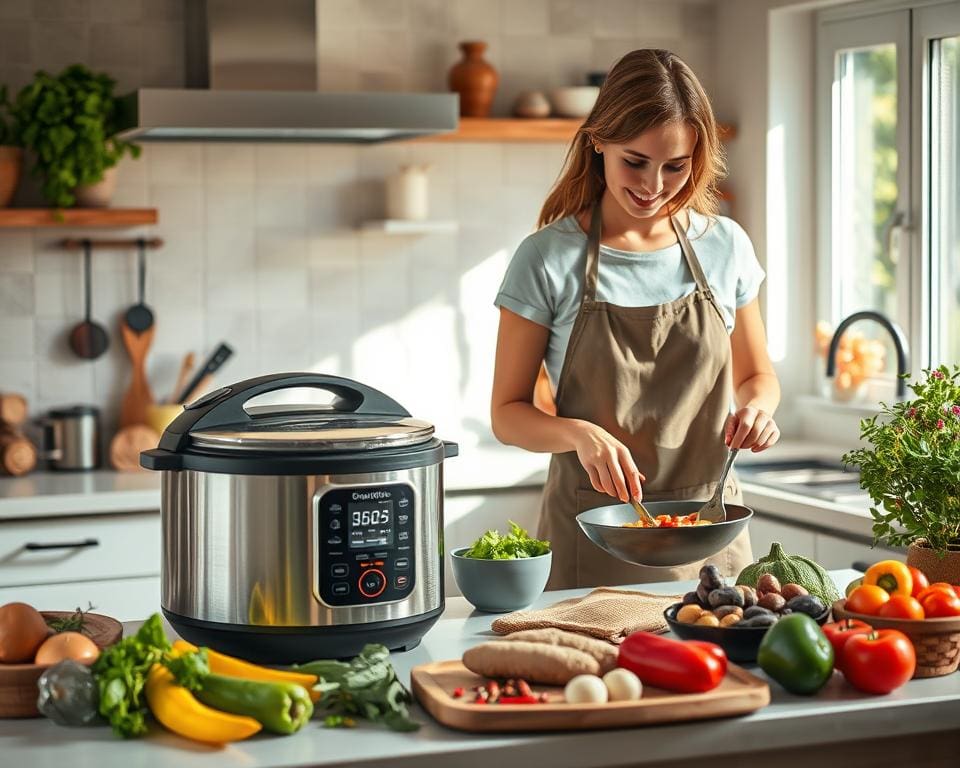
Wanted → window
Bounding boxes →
[818,1,960,383]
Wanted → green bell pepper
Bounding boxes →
[757,613,834,695]
[194,674,314,734]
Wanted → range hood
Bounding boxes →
[116,0,457,143]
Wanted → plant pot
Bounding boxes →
[74,165,118,208]
[906,539,960,586]
[448,41,498,118]
[0,146,22,208]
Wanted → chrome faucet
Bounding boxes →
[825,311,910,399]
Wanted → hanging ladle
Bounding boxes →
[68,239,109,360]
[123,238,154,334]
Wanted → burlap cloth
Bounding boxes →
[490,587,683,643]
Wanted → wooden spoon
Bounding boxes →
[119,322,155,428]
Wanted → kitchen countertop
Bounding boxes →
[2,570,958,768]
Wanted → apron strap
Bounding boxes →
[671,214,711,295]
[583,205,603,304]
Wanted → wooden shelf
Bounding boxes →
[360,220,459,234]
[0,208,158,228]
[417,118,737,144]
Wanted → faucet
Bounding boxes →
[825,311,910,399]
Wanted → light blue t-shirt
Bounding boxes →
[494,211,765,389]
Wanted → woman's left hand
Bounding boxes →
[725,407,780,452]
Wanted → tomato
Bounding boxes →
[618,632,725,693]
[864,560,913,597]
[920,590,960,618]
[917,583,958,603]
[821,619,873,670]
[842,629,916,694]
[845,584,891,616]
[877,595,925,621]
[907,567,929,599]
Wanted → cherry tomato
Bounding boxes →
[916,583,957,603]
[877,595,925,621]
[920,590,960,618]
[845,584,891,616]
[821,619,873,670]
[907,567,929,599]
[842,629,916,694]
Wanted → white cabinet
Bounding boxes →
[443,487,542,596]
[0,511,161,622]
[814,532,903,571]
[749,514,817,560]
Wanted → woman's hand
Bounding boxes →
[725,406,780,452]
[570,421,645,501]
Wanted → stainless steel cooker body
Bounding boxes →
[160,465,443,627]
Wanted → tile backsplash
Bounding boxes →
[0,0,719,447]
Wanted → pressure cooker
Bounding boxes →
[140,373,457,663]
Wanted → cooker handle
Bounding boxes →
[156,372,412,452]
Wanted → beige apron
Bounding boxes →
[538,205,753,590]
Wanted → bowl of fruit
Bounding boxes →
[665,566,830,662]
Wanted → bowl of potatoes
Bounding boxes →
[664,566,830,662]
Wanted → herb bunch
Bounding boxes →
[843,364,960,556]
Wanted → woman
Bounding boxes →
[491,49,781,590]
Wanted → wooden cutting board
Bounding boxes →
[411,659,769,732]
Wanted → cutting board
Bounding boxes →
[411,659,769,732]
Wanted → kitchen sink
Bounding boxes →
[737,459,870,504]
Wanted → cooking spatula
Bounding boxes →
[693,448,739,523]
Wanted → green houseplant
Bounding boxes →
[0,85,23,207]
[11,64,139,208]
[843,365,960,583]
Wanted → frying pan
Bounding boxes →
[576,500,753,568]
[69,240,109,360]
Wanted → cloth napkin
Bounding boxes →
[490,587,683,643]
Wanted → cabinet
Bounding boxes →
[0,511,161,622]
[443,487,542,597]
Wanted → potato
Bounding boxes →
[677,604,705,624]
[695,614,720,627]
[720,613,742,627]
[758,592,786,612]
[713,605,743,620]
[757,573,782,595]
[780,583,809,601]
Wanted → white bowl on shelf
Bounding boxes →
[548,86,599,118]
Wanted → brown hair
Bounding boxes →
[538,49,726,228]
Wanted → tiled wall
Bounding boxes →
[0,0,719,447]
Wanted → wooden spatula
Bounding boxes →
[119,323,155,428]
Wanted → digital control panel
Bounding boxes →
[317,484,416,606]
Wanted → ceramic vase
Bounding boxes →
[74,165,118,208]
[449,41,498,118]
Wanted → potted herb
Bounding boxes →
[0,85,22,207]
[843,365,960,584]
[11,64,139,208]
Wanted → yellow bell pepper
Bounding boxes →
[863,559,913,597]
[173,640,321,702]
[144,664,262,745]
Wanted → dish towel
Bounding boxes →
[490,587,683,643]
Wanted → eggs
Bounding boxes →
[563,674,609,704]
[34,632,100,666]
[0,602,50,663]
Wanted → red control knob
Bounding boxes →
[358,568,386,598]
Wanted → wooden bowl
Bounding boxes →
[832,599,960,678]
[0,611,123,718]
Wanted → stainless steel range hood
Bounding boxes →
[115,0,457,143]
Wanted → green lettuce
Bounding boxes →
[462,521,550,560]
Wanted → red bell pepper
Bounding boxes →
[842,629,916,694]
[821,619,873,669]
[618,632,726,693]
[686,640,728,677]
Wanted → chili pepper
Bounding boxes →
[498,695,539,704]
[486,680,500,703]
[452,687,464,699]
[517,679,533,698]
[538,692,549,703]
[193,674,314,735]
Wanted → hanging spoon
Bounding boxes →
[68,239,109,360]
[123,238,154,334]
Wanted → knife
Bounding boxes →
[176,343,234,404]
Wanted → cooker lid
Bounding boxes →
[190,415,435,452]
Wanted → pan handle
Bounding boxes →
[156,372,412,453]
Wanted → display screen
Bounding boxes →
[348,500,395,549]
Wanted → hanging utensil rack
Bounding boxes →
[60,237,164,250]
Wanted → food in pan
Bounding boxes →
[622,512,712,529]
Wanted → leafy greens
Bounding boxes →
[461,520,550,560]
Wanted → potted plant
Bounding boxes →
[843,364,960,584]
[10,64,139,208]
[0,85,22,207]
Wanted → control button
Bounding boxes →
[330,563,349,578]
[358,569,386,598]
[394,574,409,589]
[327,535,343,546]
[398,531,409,542]
[329,518,341,530]
[398,514,409,525]
[398,497,410,508]
[332,582,350,596]
[395,557,409,570]
[330,504,342,512]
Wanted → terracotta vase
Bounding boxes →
[906,539,960,585]
[449,41,499,118]
[0,146,22,207]
[74,165,118,208]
